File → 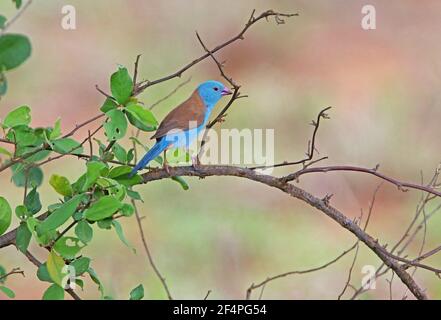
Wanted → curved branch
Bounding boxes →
[138,165,428,299]
[133,10,298,95]
[283,165,441,198]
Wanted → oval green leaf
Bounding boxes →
[0,34,31,71]
[49,174,73,197]
[0,197,12,235]
[3,105,31,128]
[104,109,127,141]
[110,66,133,104]
[84,195,122,221]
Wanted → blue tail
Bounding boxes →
[130,138,171,176]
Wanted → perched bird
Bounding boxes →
[130,80,232,176]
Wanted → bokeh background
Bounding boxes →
[1,0,441,299]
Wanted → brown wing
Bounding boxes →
[151,90,206,140]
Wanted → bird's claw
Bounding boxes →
[163,162,171,175]
[192,155,201,170]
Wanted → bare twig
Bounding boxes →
[133,9,298,95]
[246,242,358,299]
[283,165,441,198]
[149,77,192,110]
[0,267,24,281]
[337,243,359,299]
[137,164,429,299]
[131,199,173,300]
[250,107,331,170]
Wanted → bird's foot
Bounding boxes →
[163,162,171,175]
[191,155,201,170]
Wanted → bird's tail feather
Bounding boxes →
[130,138,170,176]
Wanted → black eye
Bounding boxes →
[213,87,219,91]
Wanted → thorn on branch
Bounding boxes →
[322,194,333,206]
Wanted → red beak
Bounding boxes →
[221,87,233,96]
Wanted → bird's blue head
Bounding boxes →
[197,80,232,108]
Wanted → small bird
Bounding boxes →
[130,80,232,176]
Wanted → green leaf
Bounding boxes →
[16,222,32,253]
[127,189,142,201]
[100,98,118,113]
[70,257,90,276]
[129,284,144,300]
[0,286,15,298]
[172,176,189,190]
[13,0,22,9]
[49,174,73,197]
[84,195,122,221]
[97,218,112,230]
[27,217,57,246]
[24,187,42,215]
[125,104,157,131]
[0,34,31,71]
[112,143,127,163]
[42,284,64,300]
[113,173,143,187]
[53,236,82,260]
[37,263,53,283]
[87,267,104,298]
[15,205,28,219]
[46,251,66,287]
[49,118,61,140]
[0,72,7,96]
[6,126,40,147]
[0,197,12,235]
[120,203,134,217]
[75,220,93,244]
[110,66,133,104]
[127,148,135,163]
[112,220,135,252]
[52,138,83,155]
[3,105,31,128]
[37,194,84,235]
[108,165,132,179]
[0,265,6,283]
[11,165,43,188]
[83,161,106,190]
[104,109,127,141]
[0,15,6,29]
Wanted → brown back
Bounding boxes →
[151,90,207,140]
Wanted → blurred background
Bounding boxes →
[1,0,441,299]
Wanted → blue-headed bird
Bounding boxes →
[130,80,232,176]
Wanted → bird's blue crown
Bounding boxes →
[197,80,229,108]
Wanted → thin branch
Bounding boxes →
[337,243,359,299]
[250,107,331,170]
[247,242,358,299]
[150,77,192,110]
[284,165,441,198]
[138,164,429,300]
[24,250,81,300]
[133,54,142,86]
[0,267,24,281]
[133,9,298,95]
[0,0,33,36]
[195,32,239,89]
[131,199,173,300]
[0,138,15,145]
[203,290,211,300]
